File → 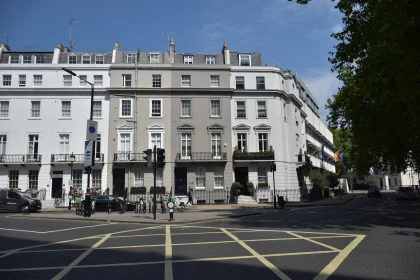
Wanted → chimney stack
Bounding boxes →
[112,42,120,63]
[169,38,175,64]
[222,42,230,65]
[52,43,64,64]
[114,42,120,51]
[0,42,10,51]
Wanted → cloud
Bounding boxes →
[301,69,342,124]
[331,23,343,33]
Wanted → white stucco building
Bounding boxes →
[0,43,111,200]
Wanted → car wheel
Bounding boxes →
[19,205,28,213]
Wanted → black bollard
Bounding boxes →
[108,203,111,214]
[169,208,174,220]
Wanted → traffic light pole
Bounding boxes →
[153,145,157,220]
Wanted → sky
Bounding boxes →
[0,0,343,123]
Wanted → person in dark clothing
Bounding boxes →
[186,189,193,205]
[277,195,286,209]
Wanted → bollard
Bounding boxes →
[149,200,151,213]
[108,203,111,214]
[169,208,174,220]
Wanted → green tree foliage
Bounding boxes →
[326,172,339,189]
[330,126,354,175]
[309,170,327,188]
[290,0,420,174]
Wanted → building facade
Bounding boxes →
[0,43,111,199]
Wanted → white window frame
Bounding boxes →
[8,170,19,188]
[258,133,269,152]
[152,75,161,88]
[180,100,191,117]
[79,75,87,87]
[63,75,72,86]
[95,134,102,160]
[180,133,191,159]
[183,56,193,64]
[2,75,11,86]
[94,75,103,86]
[210,100,221,117]
[10,55,20,64]
[236,100,246,118]
[35,55,45,64]
[28,134,39,156]
[61,101,71,118]
[149,54,159,64]
[95,55,104,64]
[237,133,247,152]
[33,75,42,86]
[150,99,162,118]
[195,167,205,189]
[0,101,9,118]
[0,135,7,154]
[126,53,137,64]
[206,56,215,64]
[211,133,222,159]
[157,170,163,187]
[258,167,268,184]
[30,100,41,118]
[123,74,131,88]
[210,75,220,87]
[147,124,165,149]
[58,134,70,154]
[235,76,245,89]
[92,169,102,189]
[28,170,39,189]
[239,54,251,66]
[68,54,77,64]
[181,75,191,87]
[118,132,133,155]
[150,133,162,149]
[22,55,32,64]
[214,167,224,188]
[257,101,267,118]
[120,99,133,118]
[82,55,91,64]
[256,76,265,90]
[19,75,26,86]
[134,169,144,187]
[93,100,102,118]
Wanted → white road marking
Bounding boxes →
[165,225,173,280]
[0,223,116,234]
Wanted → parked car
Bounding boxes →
[0,188,42,212]
[367,187,382,198]
[397,187,417,200]
[82,195,136,211]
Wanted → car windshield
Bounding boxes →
[18,192,32,199]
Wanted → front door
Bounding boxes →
[175,167,187,195]
[51,171,63,198]
[235,167,248,188]
[113,168,125,197]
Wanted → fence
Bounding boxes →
[193,189,229,204]
[254,188,302,203]
[36,188,47,200]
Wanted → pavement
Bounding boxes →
[0,192,419,280]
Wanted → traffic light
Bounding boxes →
[157,148,165,168]
[271,162,277,172]
[143,149,152,168]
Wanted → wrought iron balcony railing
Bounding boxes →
[50,153,104,163]
[113,152,146,162]
[233,151,275,161]
[176,152,227,162]
[0,154,42,164]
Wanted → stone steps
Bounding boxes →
[237,195,258,205]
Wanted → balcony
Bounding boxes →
[0,154,42,167]
[233,151,274,161]
[176,152,227,162]
[50,153,104,166]
[113,152,146,162]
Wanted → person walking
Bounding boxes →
[186,189,193,205]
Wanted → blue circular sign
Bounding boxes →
[89,126,96,133]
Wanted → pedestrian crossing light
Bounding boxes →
[143,149,152,168]
[157,148,165,168]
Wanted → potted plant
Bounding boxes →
[304,150,310,163]
[298,149,303,162]
[233,146,240,153]
[232,182,241,195]
[247,182,254,196]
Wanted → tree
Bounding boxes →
[329,126,354,175]
[289,0,420,174]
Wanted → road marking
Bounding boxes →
[286,232,340,252]
[0,223,115,234]
[263,250,336,258]
[98,244,165,250]
[165,225,173,280]
[51,234,111,280]
[111,231,224,239]
[16,248,88,254]
[173,240,237,246]
[221,228,291,280]
[314,235,365,280]
[0,228,42,233]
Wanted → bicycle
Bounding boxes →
[173,200,185,213]
[118,201,127,214]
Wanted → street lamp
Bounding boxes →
[62,68,94,217]
[271,162,277,209]
[68,152,75,210]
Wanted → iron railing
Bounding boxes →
[193,189,230,204]
[233,151,274,161]
[113,152,146,162]
[176,152,227,161]
[254,188,301,203]
[0,154,42,164]
[50,153,104,163]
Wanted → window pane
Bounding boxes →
[93,101,102,117]
[134,169,144,187]
[0,101,9,117]
[181,100,191,117]
[196,167,205,187]
[152,75,161,88]
[31,101,40,118]
[94,75,103,86]
[61,101,71,117]
[210,100,220,117]
[210,75,219,87]
[95,55,104,64]
[151,100,161,117]
[121,100,131,116]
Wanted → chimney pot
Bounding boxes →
[114,42,120,51]
[56,43,64,51]
[0,42,10,51]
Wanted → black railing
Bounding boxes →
[113,152,146,162]
[194,189,229,204]
[233,151,274,161]
[50,153,104,163]
[0,154,42,163]
[176,152,227,161]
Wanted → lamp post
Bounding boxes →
[68,152,75,210]
[271,162,277,209]
[62,68,94,217]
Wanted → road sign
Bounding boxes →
[84,140,93,167]
[86,120,98,141]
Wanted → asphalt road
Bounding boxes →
[0,193,419,280]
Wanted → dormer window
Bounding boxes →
[35,56,45,64]
[22,55,32,64]
[10,55,20,64]
[126,54,136,64]
[95,55,104,64]
[82,55,91,64]
[150,54,159,64]
[183,56,193,64]
[239,54,251,66]
[68,54,77,64]
[206,56,215,64]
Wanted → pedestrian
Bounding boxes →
[186,189,193,205]
[68,187,73,210]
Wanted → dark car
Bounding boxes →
[82,195,135,211]
[368,187,382,198]
[0,188,42,212]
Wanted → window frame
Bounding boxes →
[0,135,7,154]
[152,74,161,88]
[256,100,267,118]
[150,132,163,149]
[33,75,42,86]
[95,55,104,64]
[183,56,193,64]
[8,170,19,189]
[30,100,41,118]
[94,75,103,86]
[63,75,72,87]
[180,99,191,118]
[257,167,268,184]
[206,56,216,64]
[119,99,133,118]
[195,167,205,189]
[236,100,246,118]
[118,131,133,154]
[150,99,163,118]
[149,54,159,64]
[10,55,20,64]
[239,54,251,66]
[126,53,137,64]
[258,133,269,152]
[211,133,222,159]
[72,170,83,189]
[28,170,39,189]
[92,169,102,189]
[22,55,32,64]
[256,76,265,90]
[181,75,191,87]
[235,76,245,89]
[0,101,9,118]
[2,75,11,86]
[134,169,145,187]
[79,75,87,87]
[61,101,71,118]
[28,134,39,156]
[210,75,220,87]
[210,99,221,118]
[35,56,45,64]
[123,74,132,88]
[68,54,77,64]
[237,133,247,152]
[214,167,224,189]
[58,134,70,154]
[93,100,102,118]
[82,54,91,64]
[180,133,192,159]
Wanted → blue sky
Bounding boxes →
[0,0,342,123]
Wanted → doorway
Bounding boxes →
[234,167,248,187]
[175,167,187,195]
[112,168,125,197]
[51,171,63,198]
